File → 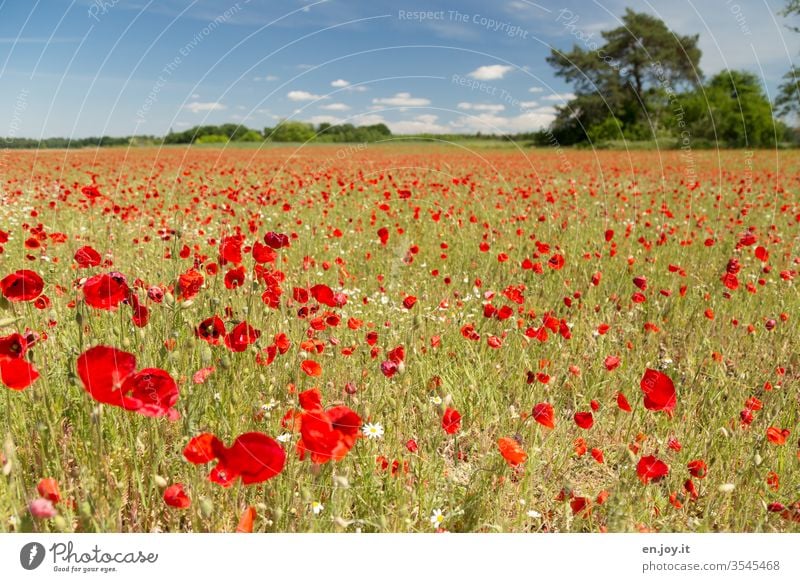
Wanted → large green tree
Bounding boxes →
[775,1,800,119]
[679,71,783,147]
[546,9,702,144]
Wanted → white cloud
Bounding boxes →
[519,101,538,109]
[451,110,555,133]
[372,92,430,107]
[320,103,351,111]
[254,75,279,82]
[331,79,350,87]
[457,102,505,113]
[184,101,226,113]
[287,90,327,101]
[387,114,449,134]
[307,115,343,125]
[543,92,576,102]
[468,65,514,80]
[529,86,543,93]
[351,113,387,126]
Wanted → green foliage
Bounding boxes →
[586,116,623,142]
[265,121,316,143]
[676,71,784,147]
[546,9,702,145]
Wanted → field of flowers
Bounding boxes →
[0,145,798,533]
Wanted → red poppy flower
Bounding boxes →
[252,241,276,264]
[616,392,632,412]
[377,227,389,245]
[225,322,260,352]
[76,346,179,419]
[224,266,246,289]
[163,483,191,509]
[183,433,222,464]
[37,478,61,504]
[687,459,708,478]
[300,359,322,377]
[310,284,337,307]
[442,408,461,434]
[604,355,620,371]
[402,295,417,309]
[380,360,398,378]
[0,333,27,359]
[574,411,594,430]
[640,368,676,415]
[1,269,44,302]
[74,246,102,268]
[296,406,362,464]
[177,269,204,300]
[497,437,527,466]
[548,254,565,270]
[532,402,555,429]
[184,432,286,486]
[766,427,790,445]
[237,506,257,532]
[264,231,289,249]
[120,368,180,420]
[1,357,40,391]
[637,455,669,484]
[196,316,226,344]
[82,272,130,310]
[219,235,244,265]
[298,387,322,411]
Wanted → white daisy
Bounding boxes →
[429,395,443,406]
[311,501,324,515]
[526,509,542,519]
[361,422,384,439]
[429,508,446,527]
[276,433,292,443]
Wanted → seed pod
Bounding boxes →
[199,497,214,518]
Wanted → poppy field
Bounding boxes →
[0,145,799,533]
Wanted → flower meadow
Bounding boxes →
[0,145,798,533]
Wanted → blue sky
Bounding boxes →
[1,0,797,137]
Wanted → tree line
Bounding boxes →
[537,8,798,148]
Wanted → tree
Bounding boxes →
[679,71,783,147]
[267,121,316,142]
[546,9,702,144]
[775,2,800,119]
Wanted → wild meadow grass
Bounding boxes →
[0,145,798,532]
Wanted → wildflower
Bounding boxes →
[362,422,384,439]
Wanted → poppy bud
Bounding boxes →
[153,475,168,489]
[333,475,350,488]
[200,345,212,365]
[122,337,131,349]
[163,292,175,307]
[79,500,93,519]
[301,487,312,502]
[344,382,357,395]
[181,300,194,309]
[53,515,69,532]
[199,497,214,518]
[754,452,762,466]
[718,483,736,493]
